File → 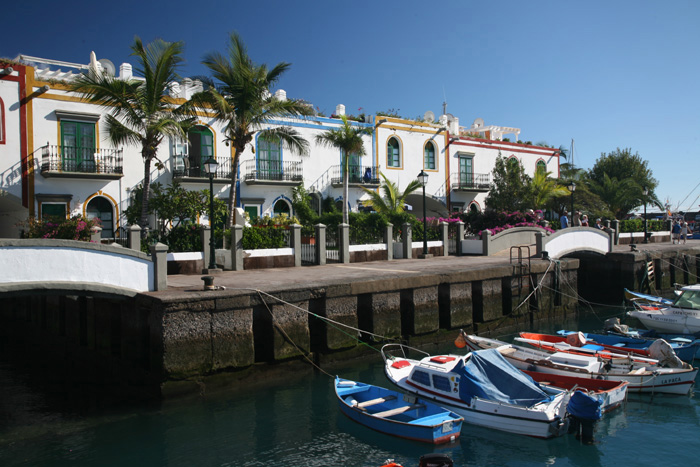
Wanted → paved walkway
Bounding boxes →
[160,240,700,297]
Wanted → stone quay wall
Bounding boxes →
[2,258,579,399]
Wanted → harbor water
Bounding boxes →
[1,306,698,467]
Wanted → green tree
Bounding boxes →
[71,38,195,232]
[485,154,532,212]
[315,115,373,224]
[527,170,570,210]
[191,32,313,228]
[360,171,423,216]
[588,148,658,218]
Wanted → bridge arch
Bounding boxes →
[538,227,613,259]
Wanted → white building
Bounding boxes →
[0,53,561,240]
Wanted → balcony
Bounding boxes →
[40,145,123,180]
[242,159,303,186]
[172,155,232,183]
[330,165,380,188]
[451,173,492,192]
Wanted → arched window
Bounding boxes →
[424,142,436,170]
[273,199,290,216]
[507,156,520,170]
[187,125,214,177]
[387,137,401,168]
[536,160,547,173]
[86,196,114,238]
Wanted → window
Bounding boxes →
[410,370,430,386]
[507,156,520,170]
[432,375,452,392]
[86,196,114,238]
[258,136,282,180]
[424,142,436,170]
[186,125,215,177]
[387,137,401,168]
[273,199,290,216]
[536,160,547,173]
[459,155,473,187]
[61,121,96,172]
[343,150,362,183]
[244,205,258,222]
[41,203,67,220]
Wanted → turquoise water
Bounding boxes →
[1,308,699,467]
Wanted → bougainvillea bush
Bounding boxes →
[22,215,100,241]
[452,209,554,238]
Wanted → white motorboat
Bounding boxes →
[382,344,572,439]
[627,308,700,335]
[461,333,697,395]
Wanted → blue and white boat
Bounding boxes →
[382,345,572,439]
[334,377,463,444]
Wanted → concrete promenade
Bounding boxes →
[160,239,699,298]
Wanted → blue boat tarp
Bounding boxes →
[458,349,552,406]
[567,391,602,420]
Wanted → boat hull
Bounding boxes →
[335,377,463,445]
[628,309,700,335]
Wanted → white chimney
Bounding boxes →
[119,63,132,80]
[274,89,287,101]
[335,104,345,116]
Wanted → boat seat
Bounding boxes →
[373,403,425,418]
[356,395,397,409]
[391,360,411,369]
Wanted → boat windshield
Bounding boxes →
[673,289,700,310]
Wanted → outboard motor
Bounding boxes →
[419,453,454,467]
[567,391,603,445]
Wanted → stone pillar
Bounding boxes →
[456,221,465,256]
[292,224,301,267]
[151,242,168,291]
[128,225,141,252]
[482,230,492,256]
[535,231,545,257]
[231,225,243,271]
[201,226,211,268]
[385,223,393,261]
[612,220,620,245]
[315,224,326,266]
[440,221,449,256]
[402,222,412,259]
[339,223,350,264]
[90,226,102,243]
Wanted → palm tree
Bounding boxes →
[588,173,644,219]
[361,171,423,216]
[315,115,372,224]
[528,170,570,210]
[71,37,194,232]
[191,32,312,228]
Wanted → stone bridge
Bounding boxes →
[0,239,167,297]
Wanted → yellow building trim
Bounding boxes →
[82,190,121,232]
[26,70,37,217]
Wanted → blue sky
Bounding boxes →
[4,0,699,212]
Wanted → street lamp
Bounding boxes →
[203,156,220,271]
[417,170,429,257]
[567,181,576,220]
[643,186,649,243]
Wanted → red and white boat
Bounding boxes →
[459,332,697,395]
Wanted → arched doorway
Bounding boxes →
[273,199,291,217]
[86,197,114,238]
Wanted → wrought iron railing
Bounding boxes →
[40,144,123,175]
[172,155,232,179]
[242,159,303,182]
[330,165,379,185]
[450,172,491,190]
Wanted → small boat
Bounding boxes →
[624,288,675,307]
[522,369,628,413]
[628,308,700,335]
[518,331,688,368]
[556,329,699,362]
[460,332,698,395]
[382,345,572,439]
[334,376,463,445]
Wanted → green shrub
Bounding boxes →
[241,226,288,249]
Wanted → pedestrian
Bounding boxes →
[581,215,589,227]
[672,220,681,244]
[681,221,689,244]
[595,218,603,229]
[560,210,569,229]
[572,211,581,227]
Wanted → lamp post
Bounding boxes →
[417,170,429,257]
[567,181,576,221]
[643,186,649,243]
[203,156,220,270]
